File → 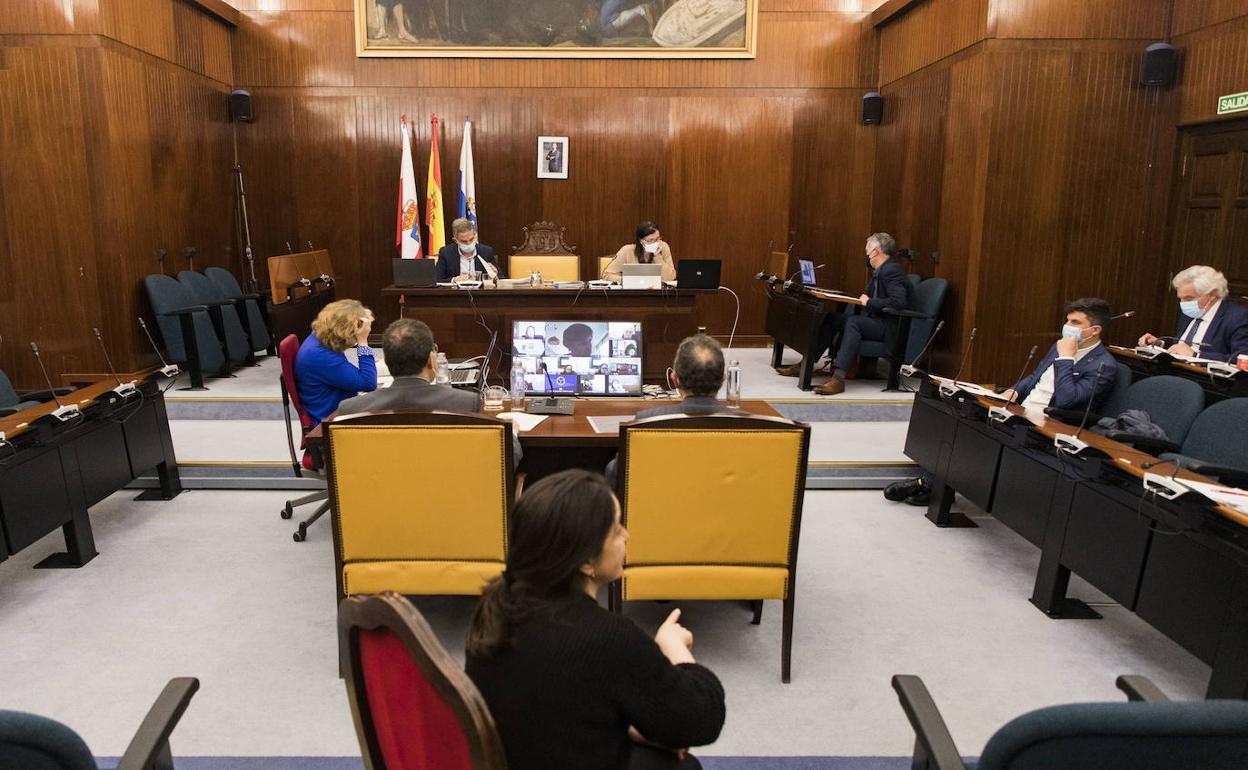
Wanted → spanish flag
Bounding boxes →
[425,114,446,255]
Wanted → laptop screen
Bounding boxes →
[511,321,642,396]
[799,259,816,286]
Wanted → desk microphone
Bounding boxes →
[937,327,976,398]
[1111,310,1136,320]
[783,264,824,290]
[1053,362,1104,456]
[157,248,168,275]
[29,342,81,422]
[285,241,295,254]
[138,318,182,379]
[92,328,138,398]
[306,240,315,251]
[1007,345,1039,402]
[900,320,944,378]
[183,246,197,271]
[1141,456,1191,499]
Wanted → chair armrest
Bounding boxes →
[1176,460,1248,488]
[115,677,200,770]
[891,675,966,770]
[17,387,76,401]
[237,293,262,301]
[1116,675,1169,703]
[1044,406,1103,425]
[199,299,233,308]
[162,305,208,316]
[0,406,18,417]
[881,307,928,318]
[1102,433,1181,455]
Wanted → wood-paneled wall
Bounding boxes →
[231,2,881,340]
[0,0,236,388]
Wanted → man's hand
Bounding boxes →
[1000,388,1018,403]
[857,293,870,304]
[1138,333,1159,347]
[1056,335,1078,358]
[655,608,695,665]
[1168,341,1195,357]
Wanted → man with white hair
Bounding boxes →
[1138,265,1248,361]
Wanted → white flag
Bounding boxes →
[396,114,423,259]
[457,118,477,229]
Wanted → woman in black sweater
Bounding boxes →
[466,470,725,770]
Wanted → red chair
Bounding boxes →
[338,593,506,770]
[278,333,329,542]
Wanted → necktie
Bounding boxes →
[1182,318,1202,345]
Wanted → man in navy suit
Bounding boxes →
[435,218,503,282]
[885,297,1118,506]
[776,232,916,395]
[1138,265,1248,362]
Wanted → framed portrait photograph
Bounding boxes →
[537,137,569,180]
[355,0,758,59]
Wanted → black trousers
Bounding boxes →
[813,312,891,373]
[629,745,702,770]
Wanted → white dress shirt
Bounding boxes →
[1179,299,1221,354]
[1021,342,1101,410]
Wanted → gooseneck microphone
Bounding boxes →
[783,264,825,289]
[951,327,977,385]
[93,328,138,398]
[1111,310,1136,320]
[29,342,81,422]
[899,320,945,378]
[1007,345,1039,402]
[1053,362,1105,455]
[138,318,182,379]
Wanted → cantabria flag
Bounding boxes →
[458,117,478,229]
[396,114,422,259]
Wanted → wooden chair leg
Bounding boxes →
[781,594,795,683]
[751,599,763,625]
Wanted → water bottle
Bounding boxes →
[435,352,450,384]
[726,360,741,408]
[510,360,527,411]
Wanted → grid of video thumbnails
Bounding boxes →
[511,321,642,396]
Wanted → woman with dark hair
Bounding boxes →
[466,470,724,770]
[604,221,676,284]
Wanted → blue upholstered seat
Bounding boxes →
[205,266,270,353]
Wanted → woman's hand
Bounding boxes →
[655,608,695,665]
[356,318,373,346]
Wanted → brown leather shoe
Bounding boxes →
[776,362,804,377]
[814,376,846,396]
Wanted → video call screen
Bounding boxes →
[511,321,643,396]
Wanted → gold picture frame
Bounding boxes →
[355,0,758,59]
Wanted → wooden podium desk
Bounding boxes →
[0,370,181,569]
[1109,344,1247,403]
[761,281,863,391]
[381,285,715,382]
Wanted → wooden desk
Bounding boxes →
[381,285,714,382]
[0,370,181,569]
[762,281,863,391]
[1109,345,1247,403]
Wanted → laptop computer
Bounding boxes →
[450,331,497,388]
[798,259,816,286]
[392,258,436,288]
[676,259,722,289]
[621,263,662,289]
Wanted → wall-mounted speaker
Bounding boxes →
[229,89,254,123]
[862,92,883,125]
[1140,43,1177,87]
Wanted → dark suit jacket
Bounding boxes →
[858,256,916,351]
[1011,342,1117,412]
[1172,300,1248,361]
[338,376,521,465]
[634,395,736,421]
[435,244,500,282]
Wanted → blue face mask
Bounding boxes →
[1061,324,1085,341]
[1179,299,1203,319]
[458,242,476,255]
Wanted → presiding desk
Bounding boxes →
[1109,344,1247,403]
[0,370,181,569]
[381,285,715,382]
[904,377,1248,698]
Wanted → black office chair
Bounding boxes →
[860,276,948,390]
[0,368,74,417]
[0,678,198,770]
[177,270,254,367]
[204,267,273,356]
[143,274,229,389]
[1149,398,1248,487]
[892,673,1248,770]
[1067,374,1205,447]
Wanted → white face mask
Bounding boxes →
[643,241,661,255]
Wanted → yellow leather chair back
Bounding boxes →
[328,415,511,598]
[598,256,615,279]
[510,255,579,282]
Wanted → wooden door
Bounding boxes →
[1169,119,1248,296]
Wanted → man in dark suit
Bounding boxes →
[777,232,916,395]
[1137,265,1248,362]
[885,297,1118,506]
[605,334,734,485]
[435,218,502,282]
[339,318,521,464]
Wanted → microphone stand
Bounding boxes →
[233,164,259,293]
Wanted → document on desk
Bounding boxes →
[1167,478,1248,515]
[497,412,548,432]
[587,415,633,434]
[928,375,1011,401]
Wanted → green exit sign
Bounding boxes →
[1218,91,1248,115]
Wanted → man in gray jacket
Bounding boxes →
[339,318,521,465]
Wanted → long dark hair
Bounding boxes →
[467,469,616,657]
[633,221,660,263]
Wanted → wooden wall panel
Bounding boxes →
[989,0,1169,40]
[1173,0,1248,37]
[1175,14,1248,125]
[0,0,101,35]
[101,0,176,62]
[878,0,987,86]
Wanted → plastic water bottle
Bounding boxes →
[435,352,450,384]
[510,360,527,411]
[726,360,741,408]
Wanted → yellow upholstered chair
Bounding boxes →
[612,412,811,683]
[598,256,615,279]
[326,410,514,603]
[510,255,580,283]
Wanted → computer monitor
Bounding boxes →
[511,321,643,396]
[798,259,816,286]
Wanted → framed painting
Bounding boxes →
[537,137,569,179]
[356,0,758,58]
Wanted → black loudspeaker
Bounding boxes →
[229,89,254,123]
[1140,43,1177,87]
[862,92,883,125]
